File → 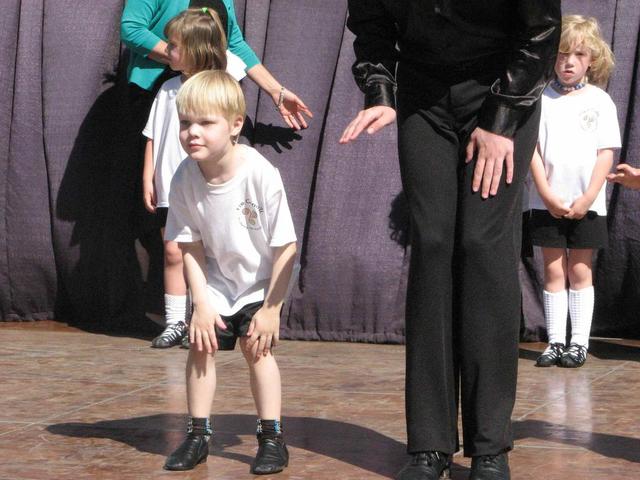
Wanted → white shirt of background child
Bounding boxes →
[528,84,621,216]
[164,145,297,315]
[142,51,247,208]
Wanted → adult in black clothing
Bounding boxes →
[340,2,561,479]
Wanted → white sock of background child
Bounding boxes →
[568,286,594,348]
[165,294,188,326]
[543,289,568,345]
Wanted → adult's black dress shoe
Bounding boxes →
[397,451,451,480]
[251,437,289,474]
[164,434,209,471]
[469,453,510,480]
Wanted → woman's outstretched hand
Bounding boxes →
[273,89,313,130]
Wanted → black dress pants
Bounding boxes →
[396,64,540,457]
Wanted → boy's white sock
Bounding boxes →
[543,289,568,345]
[569,286,594,348]
[165,294,188,326]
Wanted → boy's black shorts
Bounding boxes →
[216,301,264,350]
[528,209,608,249]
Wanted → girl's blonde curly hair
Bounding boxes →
[559,15,615,87]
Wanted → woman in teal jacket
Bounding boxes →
[121,0,311,129]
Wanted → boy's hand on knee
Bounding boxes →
[465,127,515,199]
[190,305,226,354]
[246,307,280,361]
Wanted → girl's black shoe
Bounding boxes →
[164,434,209,471]
[250,436,289,475]
[535,343,565,367]
[559,343,588,368]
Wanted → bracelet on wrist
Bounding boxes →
[276,86,285,111]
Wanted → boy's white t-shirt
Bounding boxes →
[142,51,247,208]
[164,145,297,316]
[528,84,621,216]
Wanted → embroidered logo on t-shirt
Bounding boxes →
[237,199,264,230]
[579,109,599,132]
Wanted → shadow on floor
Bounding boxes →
[514,419,640,464]
[587,339,640,362]
[47,414,407,478]
[47,414,640,476]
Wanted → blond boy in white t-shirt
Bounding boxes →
[163,70,296,474]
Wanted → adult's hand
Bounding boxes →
[339,106,396,144]
[607,163,640,190]
[465,127,515,198]
[273,88,313,130]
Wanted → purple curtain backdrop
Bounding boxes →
[1,0,639,341]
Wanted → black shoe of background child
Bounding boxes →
[250,436,289,475]
[164,434,209,471]
[559,343,588,368]
[469,453,510,480]
[397,451,451,480]
[151,321,187,348]
[535,342,565,367]
[180,332,190,349]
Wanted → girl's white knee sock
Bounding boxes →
[569,286,594,348]
[543,289,568,344]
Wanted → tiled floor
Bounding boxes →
[1,321,639,479]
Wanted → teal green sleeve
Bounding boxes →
[121,0,163,55]
[224,0,260,69]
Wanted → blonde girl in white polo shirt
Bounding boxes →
[527,15,621,368]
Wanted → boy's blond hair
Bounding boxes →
[176,70,246,121]
[559,15,615,87]
[165,7,227,75]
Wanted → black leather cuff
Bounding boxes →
[478,97,524,139]
[364,82,396,110]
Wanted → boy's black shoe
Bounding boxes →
[397,451,451,480]
[164,434,209,471]
[469,453,510,480]
[250,436,289,475]
[180,333,190,349]
[151,322,186,348]
[535,343,565,367]
[559,343,588,368]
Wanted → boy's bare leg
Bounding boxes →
[240,337,281,419]
[186,349,217,417]
[240,337,288,474]
[164,348,216,471]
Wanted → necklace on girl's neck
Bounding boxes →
[551,78,586,93]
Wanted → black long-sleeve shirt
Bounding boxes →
[347,0,561,137]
